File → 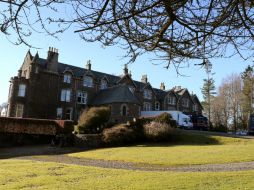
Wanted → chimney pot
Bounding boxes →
[123,64,128,75]
[160,82,165,90]
[86,60,91,70]
[141,75,148,83]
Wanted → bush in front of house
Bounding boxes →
[143,121,174,142]
[154,112,172,124]
[77,107,111,134]
[102,124,138,145]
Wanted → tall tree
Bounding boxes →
[201,77,216,128]
[1,1,254,66]
[223,74,242,131]
[241,65,254,129]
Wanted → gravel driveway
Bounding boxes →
[1,145,254,172]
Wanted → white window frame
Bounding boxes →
[77,91,87,104]
[143,102,152,111]
[168,96,176,105]
[56,108,63,119]
[63,74,72,83]
[61,89,71,102]
[144,89,152,99]
[18,84,26,97]
[100,79,108,89]
[83,76,93,87]
[15,104,24,118]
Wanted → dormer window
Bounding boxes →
[100,79,107,89]
[83,76,93,87]
[168,96,176,105]
[63,74,72,83]
[182,98,189,107]
[144,89,152,99]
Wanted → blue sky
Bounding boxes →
[0,29,252,104]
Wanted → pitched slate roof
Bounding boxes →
[191,94,203,109]
[91,85,141,105]
[35,56,190,101]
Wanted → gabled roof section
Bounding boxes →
[117,74,137,87]
[20,50,33,69]
[91,84,141,105]
[165,89,178,98]
[192,94,203,109]
[153,88,167,101]
[31,52,39,63]
[174,87,195,103]
[63,67,74,75]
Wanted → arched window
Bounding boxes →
[100,79,108,89]
[155,102,160,110]
[83,76,93,87]
[121,104,128,116]
[63,73,72,83]
[143,102,152,111]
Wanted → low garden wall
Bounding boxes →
[0,117,74,135]
[0,117,74,147]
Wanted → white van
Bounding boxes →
[140,110,193,129]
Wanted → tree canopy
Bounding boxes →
[1,0,254,67]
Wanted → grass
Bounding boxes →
[69,132,254,166]
[0,159,254,190]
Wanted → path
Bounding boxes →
[17,154,254,172]
[1,145,253,172]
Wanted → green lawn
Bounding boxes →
[69,133,254,166]
[0,159,254,190]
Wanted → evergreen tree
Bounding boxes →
[201,78,216,129]
[241,65,254,129]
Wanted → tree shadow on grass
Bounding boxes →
[137,129,248,148]
[0,130,249,159]
[0,145,86,159]
[0,134,86,159]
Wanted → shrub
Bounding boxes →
[102,124,138,145]
[143,121,174,142]
[77,107,111,134]
[154,112,172,124]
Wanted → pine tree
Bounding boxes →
[241,65,254,129]
[201,78,216,129]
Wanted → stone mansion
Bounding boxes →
[7,47,203,122]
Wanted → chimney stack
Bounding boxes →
[123,64,128,75]
[47,47,59,72]
[86,60,91,70]
[129,71,132,78]
[160,82,165,90]
[175,86,181,91]
[141,75,148,83]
